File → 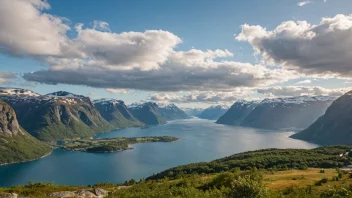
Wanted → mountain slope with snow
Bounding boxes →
[198,105,229,120]
[291,91,352,145]
[241,96,335,130]
[216,101,259,125]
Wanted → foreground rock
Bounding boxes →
[48,188,109,198]
[0,193,18,198]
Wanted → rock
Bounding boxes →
[48,191,76,198]
[75,189,97,198]
[0,193,18,198]
[116,186,129,190]
[94,188,109,196]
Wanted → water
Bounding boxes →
[0,119,317,187]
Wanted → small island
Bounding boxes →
[61,136,179,153]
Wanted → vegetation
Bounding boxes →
[61,136,179,152]
[0,131,52,165]
[147,146,352,180]
[4,168,352,197]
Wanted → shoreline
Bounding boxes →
[0,149,53,166]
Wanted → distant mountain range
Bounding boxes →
[216,101,259,125]
[182,108,204,117]
[0,88,189,142]
[241,96,334,130]
[198,105,229,120]
[127,102,189,125]
[93,99,143,128]
[291,92,352,145]
[0,100,51,165]
[215,96,334,131]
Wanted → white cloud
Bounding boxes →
[105,88,130,94]
[236,14,352,78]
[295,79,312,84]
[0,0,299,92]
[149,88,254,104]
[0,0,70,56]
[297,1,312,7]
[0,72,17,85]
[257,86,351,97]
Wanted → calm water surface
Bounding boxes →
[0,119,317,187]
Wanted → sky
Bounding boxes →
[1,0,352,108]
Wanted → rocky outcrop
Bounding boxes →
[0,193,18,198]
[48,188,109,198]
[0,101,23,136]
[0,100,51,165]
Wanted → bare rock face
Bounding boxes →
[94,188,109,196]
[48,191,77,198]
[0,100,22,136]
[0,193,18,198]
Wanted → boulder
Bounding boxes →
[94,188,109,196]
[0,193,18,198]
[48,191,76,198]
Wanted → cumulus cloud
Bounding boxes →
[236,14,352,78]
[297,1,312,6]
[0,72,17,85]
[0,0,299,92]
[149,88,254,104]
[257,86,351,97]
[0,0,70,56]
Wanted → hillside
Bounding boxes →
[0,100,51,165]
[241,96,334,130]
[182,108,204,117]
[0,88,114,142]
[128,102,167,125]
[2,146,352,197]
[198,105,228,120]
[157,104,190,120]
[216,101,259,125]
[291,91,352,145]
[94,99,143,128]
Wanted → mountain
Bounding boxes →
[182,108,204,117]
[0,100,51,165]
[241,96,334,130]
[93,99,143,128]
[157,104,190,120]
[291,91,352,145]
[198,105,229,120]
[216,101,259,125]
[128,102,167,125]
[0,88,114,142]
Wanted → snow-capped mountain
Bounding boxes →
[46,91,86,99]
[128,102,167,125]
[198,105,229,120]
[241,96,335,130]
[291,91,352,145]
[0,88,114,141]
[93,99,143,128]
[216,101,259,125]
[157,103,190,120]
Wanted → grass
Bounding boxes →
[264,168,339,190]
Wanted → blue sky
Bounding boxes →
[1,0,352,107]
